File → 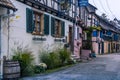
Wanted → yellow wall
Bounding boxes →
[92,42,98,54]
[104,41,108,54]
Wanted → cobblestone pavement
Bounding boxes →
[23,53,120,80]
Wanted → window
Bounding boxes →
[51,17,65,38]
[55,19,61,37]
[26,8,49,35]
[32,12,44,35]
[106,31,112,35]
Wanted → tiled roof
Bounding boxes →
[0,0,17,11]
[86,3,97,13]
[95,14,120,33]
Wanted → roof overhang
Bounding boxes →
[0,0,17,11]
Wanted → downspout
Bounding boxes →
[0,15,2,79]
[7,9,10,59]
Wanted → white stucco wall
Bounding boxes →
[1,1,73,64]
[0,7,9,79]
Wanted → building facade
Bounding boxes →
[0,0,120,79]
[79,3,120,55]
[0,0,83,64]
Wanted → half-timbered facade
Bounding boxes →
[100,18,120,54]
[79,4,98,58]
[0,0,83,64]
[80,3,120,55]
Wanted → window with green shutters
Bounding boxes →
[51,17,55,36]
[26,8,50,35]
[61,21,65,37]
[26,8,34,33]
[51,17,65,38]
[44,14,49,35]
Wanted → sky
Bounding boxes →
[89,0,120,20]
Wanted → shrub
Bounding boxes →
[34,63,47,74]
[58,49,70,65]
[40,48,73,69]
[67,58,76,65]
[40,52,52,69]
[12,46,34,77]
[49,52,62,68]
[40,51,62,69]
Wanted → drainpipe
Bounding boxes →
[7,9,10,60]
[0,16,2,79]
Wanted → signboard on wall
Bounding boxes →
[78,0,88,6]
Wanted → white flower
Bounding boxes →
[38,63,47,69]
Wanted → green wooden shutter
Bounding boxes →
[26,8,34,33]
[61,21,65,37]
[44,14,49,35]
[51,17,55,36]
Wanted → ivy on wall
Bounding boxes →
[83,26,101,50]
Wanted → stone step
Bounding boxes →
[70,55,82,62]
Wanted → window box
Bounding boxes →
[32,31,44,36]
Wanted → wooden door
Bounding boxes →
[68,26,73,51]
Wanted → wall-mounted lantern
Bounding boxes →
[60,0,71,11]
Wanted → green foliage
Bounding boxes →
[50,52,62,68]
[40,52,61,69]
[87,31,92,40]
[89,26,101,31]
[40,52,52,69]
[34,65,46,74]
[58,49,70,65]
[83,26,101,50]
[12,46,34,77]
[85,26,101,40]
[40,48,71,69]
[67,58,76,65]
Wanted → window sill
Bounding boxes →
[52,35,64,38]
[32,32,44,36]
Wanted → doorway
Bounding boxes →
[101,42,104,54]
[68,26,73,51]
[108,43,110,53]
[98,43,100,54]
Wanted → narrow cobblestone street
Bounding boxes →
[23,53,120,80]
